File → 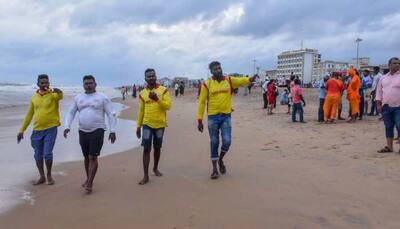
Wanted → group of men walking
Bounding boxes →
[17,61,256,193]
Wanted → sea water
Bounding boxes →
[0,84,140,214]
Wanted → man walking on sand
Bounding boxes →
[136,69,172,185]
[291,79,306,123]
[64,75,117,193]
[17,74,63,185]
[197,61,256,179]
[376,57,400,153]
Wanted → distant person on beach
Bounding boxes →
[262,80,269,109]
[376,57,400,153]
[64,75,117,193]
[346,68,361,123]
[267,79,277,115]
[179,81,185,96]
[369,66,382,116]
[317,75,329,122]
[323,72,344,123]
[197,61,256,179]
[174,83,179,97]
[121,86,127,100]
[247,75,253,94]
[17,74,63,186]
[291,79,306,123]
[132,84,137,98]
[337,73,346,120]
[136,69,172,185]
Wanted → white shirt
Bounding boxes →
[262,81,269,93]
[174,84,179,90]
[372,73,382,91]
[65,92,117,133]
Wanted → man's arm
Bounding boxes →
[376,77,384,113]
[136,95,145,138]
[104,97,117,143]
[230,77,251,89]
[197,84,208,132]
[64,99,78,138]
[52,88,63,101]
[158,90,172,111]
[18,100,34,143]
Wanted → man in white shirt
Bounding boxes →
[369,66,383,116]
[64,75,117,193]
[262,80,269,109]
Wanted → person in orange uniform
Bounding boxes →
[346,68,361,123]
[136,69,172,185]
[323,72,344,123]
[197,61,256,179]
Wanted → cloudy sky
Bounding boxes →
[0,0,399,86]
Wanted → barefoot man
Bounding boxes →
[64,75,117,193]
[376,57,400,153]
[17,74,63,185]
[136,69,172,185]
[197,61,256,179]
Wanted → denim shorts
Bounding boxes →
[141,125,165,150]
[31,126,58,161]
[382,105,400,138]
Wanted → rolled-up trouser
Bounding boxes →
[382,105,400,138]
[324,94,340,120]
[207,114,232,161]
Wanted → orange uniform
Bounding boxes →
[324,78,343,120]
[346,69,361,115]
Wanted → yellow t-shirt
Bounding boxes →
[19,90,63,132]
[197,76,251,120]
[137,85,172,129]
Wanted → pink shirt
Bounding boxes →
[376,70,400,107]
[291,85,303,104]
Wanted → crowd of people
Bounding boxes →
[16,57,399,193]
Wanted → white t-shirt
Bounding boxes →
[65,92,117,133]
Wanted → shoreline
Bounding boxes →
[1,88,400,228]
[0,96,139,216]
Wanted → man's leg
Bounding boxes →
[381,105,394,152]
[31,131,46,185]
[139,126,152,185]
[152,127,165,176]
[86,155,98,192]
[292,104,298,122]
[299,104,305,123]
[219,116,232,174]
[79,130,91,187]
[85,129,104,192]
[43,127,57,185]
[319,98,325,122]
[208,116,220,179]
[359,96,364,120]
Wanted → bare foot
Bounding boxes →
[138,176,149,185]
[46,177,55,185]
[32,177,46,186]
[85,185,92,194]
[81,180,88,188]
[153,169,163,177]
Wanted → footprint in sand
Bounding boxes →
[261,148,271,151]
[335,209,372,228]
[309,146,319,150]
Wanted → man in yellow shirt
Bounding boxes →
[17,74,63,185]
[197,61,256,179]
[136,69,172,185]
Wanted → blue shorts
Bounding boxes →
[141,125,165,151]
[382,105,400,138]
[31,126,58,161]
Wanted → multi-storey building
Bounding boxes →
[313,60,350,82]
[276,48,321,84]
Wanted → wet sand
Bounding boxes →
[1,88,400,229]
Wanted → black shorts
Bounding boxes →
[79,128,105,157]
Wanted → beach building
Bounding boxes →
[276,48,321,84]
[313,60,350,81]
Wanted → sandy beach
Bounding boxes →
[1,87,400,229]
